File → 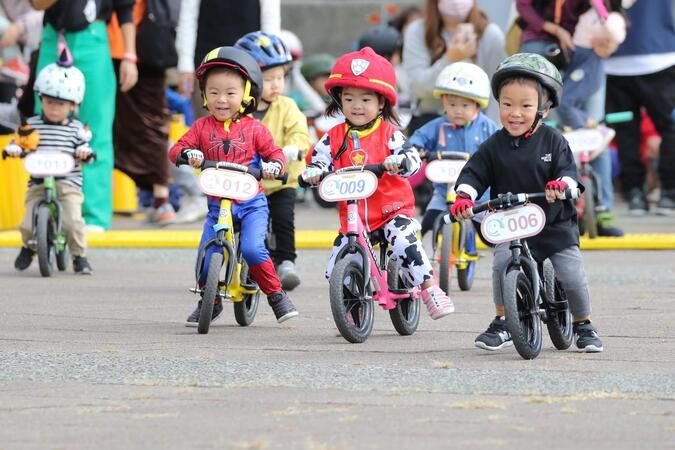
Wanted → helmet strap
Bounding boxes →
[239,80,254,114]
[524,83,551,139]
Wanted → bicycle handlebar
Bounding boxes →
[419,150,470,162]
[2,148,97,162]
[176,155,288,184]
[297,159,409,188]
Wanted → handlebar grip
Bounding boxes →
[605,111,633,124]
[1,150,6,160]
[278,172,288,184]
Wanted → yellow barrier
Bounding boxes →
[112,169,138,215]
[0,134,28,230]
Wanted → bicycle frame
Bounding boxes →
[27,176,66,253]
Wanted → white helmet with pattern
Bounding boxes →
[433,62,490,109]
[34,61,86,105]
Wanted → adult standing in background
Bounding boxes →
[30,0,138,231]
[402,0,505,132]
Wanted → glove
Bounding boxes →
[545,180,567,192]
[450,193,474,218]
[282,145,300,162]
[183,149,204,167]
[383,154,405,173]
[262,160,283,178]
[74,145,93,161]
[4,143,22,157]
[301,166,323,184]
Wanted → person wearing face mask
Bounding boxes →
[402,0,506,133]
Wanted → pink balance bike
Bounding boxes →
[300,162,421,343]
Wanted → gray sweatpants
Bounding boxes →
[492,244,592,318]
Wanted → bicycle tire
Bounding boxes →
[329,258,374,343]
[36,205,53,277]
[456,223,475,291]
[234,259,260,326]
[503,269,542,360]
[438,222,453,294]
[543,261,573,350]
[56,239,68,272]
[387,258,420,336]
[582,181,598,238]
[198,252,223,334]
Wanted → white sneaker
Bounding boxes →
[85,224,105,233]
[174,195,207,224]
[421,285,454,319]
[277,260,301,291]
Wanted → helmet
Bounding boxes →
[324,47,397,105]
[357,25,401,59]
[300,53,336,81]
[279,29,303,61]
[234,31,293,70]
[491,52,563,107]
[433,62,491,108]
[195,46,263,114]
[34,61,85,104]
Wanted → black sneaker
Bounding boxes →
[14,246,35,271]
[656,189,675,216]
[267,291,299,323]
[626,188,648,215]
[185,298,224,327]
[73,256,93,275]
[573,321,603,352]
[474,316,513,351]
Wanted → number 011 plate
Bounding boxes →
[23,152,75,177]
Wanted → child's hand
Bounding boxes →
[74,145,93,161]
[301,166,323,185]
[383,154,405,174]
[450,193,474,220]
[282,145,300,162]
[262,161,283,180]
[3,143,22,157]
[545,180,568,203]
[183,149,204,168]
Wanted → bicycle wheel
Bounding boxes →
[581,181,598,238]
[437,222,453,294]
[387,258,420,336]
[36,205,54,277]
[234,259,260,326]
[456,223,476,291]
[543,261,573,350]
[503,269,542,359]
[56,237,69,272]
[199,252,223,334]
[329,258,374,343]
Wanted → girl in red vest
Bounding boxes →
[302,47,454,320]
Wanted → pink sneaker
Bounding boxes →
[421,285,455,319]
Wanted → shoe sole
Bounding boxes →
[277,310,299,323]
[429,306,455,320]
[655,208,672,216]
[185,307,224,327]
[475,340,513,351]
[577,344,603,353]
[281,273,301,291]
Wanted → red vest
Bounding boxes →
[328,120,415,233]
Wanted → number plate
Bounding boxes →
[425,159,466,184]
[480,203,546,244]
[563,129,605,160]
[23,152,75,176]
[319,171,378,202]
[198,168,258,201]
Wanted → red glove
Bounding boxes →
[451,193,474,218]
[545,180,567,191]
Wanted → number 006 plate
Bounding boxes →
[480,203,546,244]
[198,168,258,201]
[319,171,378,202]
[23,152,75,176]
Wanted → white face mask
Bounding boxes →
[438,0,474,22]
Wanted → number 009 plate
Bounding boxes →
[319,171,378,202]
[198,168,258,201]
[23,152,75,176]
[480,203,546,244]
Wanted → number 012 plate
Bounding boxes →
[198,168,258,201]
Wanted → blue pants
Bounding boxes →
[196,193,271,285]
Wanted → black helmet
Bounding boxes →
[491,53,563,107]
[357,25,401,59]
[195,46,263,115]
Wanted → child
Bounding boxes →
[235,31,312,292]
[167,46,299,325]
[450,53,603,352]
[5,53,94,275]
[407,62,499,238]
[301,47,454,320]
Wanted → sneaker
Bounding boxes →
[185,298,224,327]
[573,320,603,352]
[475,316,513,351]
[655,189,675,216]
[267,291,299,323]
[421,285,455,319]
[174,195,207,224]
[72,256,93,275]
[277,260,301,291]
[153,202,177,226]
[85,224,105,233]
[14,246,35,271]
[0,55,30,84]
[626,188,648,215]
[596,212,624,237]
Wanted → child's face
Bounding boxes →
[261,66,286,104]
[204,71,245,121]
[41,96,75,124]
[498,81,548,136]
[441,94,479,127]
[340,86,384,127]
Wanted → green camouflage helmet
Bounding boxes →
[491,53,563,107]
[300,53,336,81]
